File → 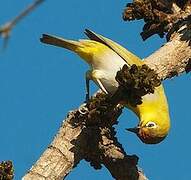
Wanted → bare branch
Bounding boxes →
[23,110,84,180]
[0,0,44,49]
[145,30,191,79]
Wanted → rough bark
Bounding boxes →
[23,93,147,180]
[145,30,191,79]
[23,110,84,180]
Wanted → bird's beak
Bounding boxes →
[126,127,140,134]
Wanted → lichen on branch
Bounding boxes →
[72,90,143,179]
[23,89,146,180]
[114,64,161,107]
[123,0,191,40]
[0,161,14,180]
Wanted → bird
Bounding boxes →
[40,29,170,144]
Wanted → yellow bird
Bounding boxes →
[40,29,170,144]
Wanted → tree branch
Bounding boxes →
[23,92,147,180]
[23,110,84,179]
[145,30,191,79]
[23,26,190,178]
[23,0,191,179]
[123,0,191,77]
[123,0,191,41]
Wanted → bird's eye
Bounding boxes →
[146,121,157,128]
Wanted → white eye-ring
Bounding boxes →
[145,121,157,128]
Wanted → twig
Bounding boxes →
[0,0,45,49]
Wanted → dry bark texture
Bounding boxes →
[145,32,191,79]
[23,93,145,180]
[23,0,191,180]
[23,111,84,180]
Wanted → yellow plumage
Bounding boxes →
[40,29,170,144]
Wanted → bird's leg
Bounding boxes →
[85,71,91,102]
[96,79,108,94]
[85,70,109,102]
[91,69,109,94]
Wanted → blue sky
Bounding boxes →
[0,1,190,180]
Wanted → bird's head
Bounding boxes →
[127,116,170,144]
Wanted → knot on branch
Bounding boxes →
[115,64,161,107]
[0,161,14,180]
[123,0,191,40]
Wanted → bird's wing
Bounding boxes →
[84,29,143,66]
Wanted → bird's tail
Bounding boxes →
[40,34,82,52]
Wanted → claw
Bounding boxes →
[85,70,91,103]
[78,103,88,115]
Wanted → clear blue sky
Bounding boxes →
[0,1,190,180]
